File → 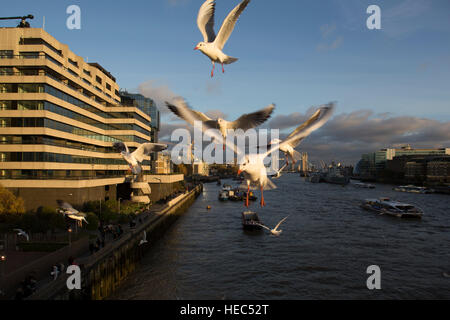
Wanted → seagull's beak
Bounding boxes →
[237,170,242,175]
[194,46,199,50]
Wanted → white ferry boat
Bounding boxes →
[361,197,424,218]
[353,182,375,189]
[393,185,434,194]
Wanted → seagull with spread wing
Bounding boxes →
[166,98,274,150]
[195,0,251,77]
[14,229,30,242]
[113,142,168,175]
[257,215,289,236]
[266,109,323,177]
[56,200,88,226]
[237,103,335,207]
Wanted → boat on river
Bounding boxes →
[353,182,375,189]
[241,211,263,230]
[218,191,229,201]
[361,198,423,218]
[393,185,434,194]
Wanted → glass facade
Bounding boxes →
[0,30,154,188]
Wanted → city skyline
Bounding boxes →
[2,0,450,164]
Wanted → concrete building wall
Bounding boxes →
[8,184,117,211]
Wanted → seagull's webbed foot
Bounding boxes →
[222,63,225,73]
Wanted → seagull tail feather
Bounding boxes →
[223,56,238,64]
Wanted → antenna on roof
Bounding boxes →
[43,16,45,30]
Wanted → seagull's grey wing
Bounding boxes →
[57,200,79,214]
[265,103,335,157]
[132,143,168,163]
[229,104,275,131]
[166,99,211,126]
[274,216,289,231]
[197,0,216,42]
[203,120,220,130]
[167,98,241,154]
[285,109,322,148]
[256,223,271,231]
[214,0,250,50]
[113,142,129,154]
[57,200,73,210]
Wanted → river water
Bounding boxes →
[114,175,450,299]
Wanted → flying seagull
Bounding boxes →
[14,229,29,242]
[237,103,334,207]
[195,0,251,77]
[166,98,274,149]
[56,200,88,226]
[113,142,168,175]
[139,230,148,246]
[265,109,323,177]
[257,215,289,236]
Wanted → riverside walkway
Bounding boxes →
[27,184,202,300]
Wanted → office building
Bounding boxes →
[0,27,155,209]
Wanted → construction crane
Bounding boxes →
[0,15,34,28]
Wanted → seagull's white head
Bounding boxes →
[194,42,207,53]
[237,156,251,175]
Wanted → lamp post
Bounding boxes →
[68,227,72,247]
[0,254,6,296]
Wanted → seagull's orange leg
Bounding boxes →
[260,185,266,207]
[222,63,225,73]
[211,62,215,78]
[246,185,249,208]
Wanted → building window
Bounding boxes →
[19,52,40,59]
[0,84,14,93]
[0,50,13,59]
[0,67,14,75]
[106,83,111,91]
[68,58,78,68]
[18,83,44,93]
[68,68,78,77]
[96,75,102,84]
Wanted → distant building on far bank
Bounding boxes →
[356,145,450,184]
[152,152,173,174]
[193,161,210,176]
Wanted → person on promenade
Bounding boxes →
[50,265,60,280]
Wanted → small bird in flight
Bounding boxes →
[14,229,30,242]
[113,142,168,175]
[195,0,251,77]
[257,216,290,236]
[166,98,274,150]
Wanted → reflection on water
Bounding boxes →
[114,175,450,299]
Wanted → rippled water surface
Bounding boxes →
[114,175,450,299]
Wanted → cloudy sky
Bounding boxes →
[5,0,450,164]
